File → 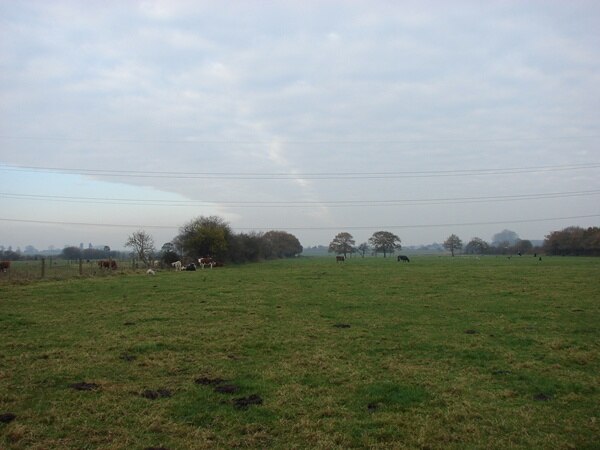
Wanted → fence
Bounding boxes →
[0,258,144,282]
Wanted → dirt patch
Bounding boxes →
[367,402,379,411]
[123,322,135,326]
[214,384,240,394]
[0,413,16,424]
[120,353,137,362]
[534,393,552,401]
[144,447,169,450]
[69,382,100,391]
[195,376,226,386]
[464,329,478,334]
[140,389,172,400]
[233,394,263,409]
[333,323,351,328]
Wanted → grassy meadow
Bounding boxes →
[0,256,599,449]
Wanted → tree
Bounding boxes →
[443,234,463,257]
[357,242,370,258]
[174,216,232,260]
[125,230,155,267]
[160,242,180,265]
[492,229,520,247]
[62,246,82,260]
[328,232,355,257]
[369,231,401,257]
[465,237,489,255]
[262,230,303,258]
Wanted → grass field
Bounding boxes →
[1,256,599,449]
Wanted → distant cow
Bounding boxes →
[98,260,117,269]
[146,269,156,276]
[336,256,345,262]
[185,263,197,271]
[0,261,10,272]
[198,257,215,269]
[397,255,410,262]
[171,260,183,271]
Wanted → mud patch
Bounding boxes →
[195,376,226,386]
[141,389,172,400]
[233,394,263,409]
[464,329,478,334]
[69,382,99,391]
[533,393,552,401]
[333,323,351,328]
[123,322,135,326]
[214,384,240,394]
[367,402,379,412]
[0,413,16,424]
[120,353,137,362]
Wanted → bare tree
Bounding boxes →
[357,242,370,258]
[125,230,155,267]
[443,234,463,257]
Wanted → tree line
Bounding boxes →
[124,216,303,267]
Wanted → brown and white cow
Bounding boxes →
[198,257,215,269]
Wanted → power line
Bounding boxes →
[1,189,599,208]
[1,162,599,180]
[1,134,599,144]
[1,215,598,231]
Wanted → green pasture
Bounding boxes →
[1,256,599,449]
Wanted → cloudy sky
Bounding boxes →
[1,0,599,251]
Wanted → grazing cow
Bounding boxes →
[98,260,117,269]
[171,260,183,271]
[0,261,10,272]
[397,255,410,262]
[336,256,345,262]
[185,263,197,271]
[146,269,156,276]
[198,257,215,269]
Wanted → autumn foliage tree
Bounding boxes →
[369,231,401,257]
[328,232,355,258]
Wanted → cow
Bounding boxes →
[397,255,410,262]
[171,260,183,271]
[0,261,10,272]
[198,257,215,269]
[146,269,156,276]
[336,256,345,262]
[185,263,197,271]
[98,260,117,269]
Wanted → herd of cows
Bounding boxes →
[0,255,414,275]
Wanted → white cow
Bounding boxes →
[171,260,183,271]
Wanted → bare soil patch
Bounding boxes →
[233,394,263,409]
[69,382,99,391]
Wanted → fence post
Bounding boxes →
[79,258,83,276]
[41,258,46,278]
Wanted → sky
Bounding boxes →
[1,0,599,251]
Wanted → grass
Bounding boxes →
[0,256,599,449]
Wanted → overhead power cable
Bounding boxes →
[1,134,599,144]
[1,189,599,208]
[1,162,599,180]
[1,214,598,231]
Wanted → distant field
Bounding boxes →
[1,256,599,449]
